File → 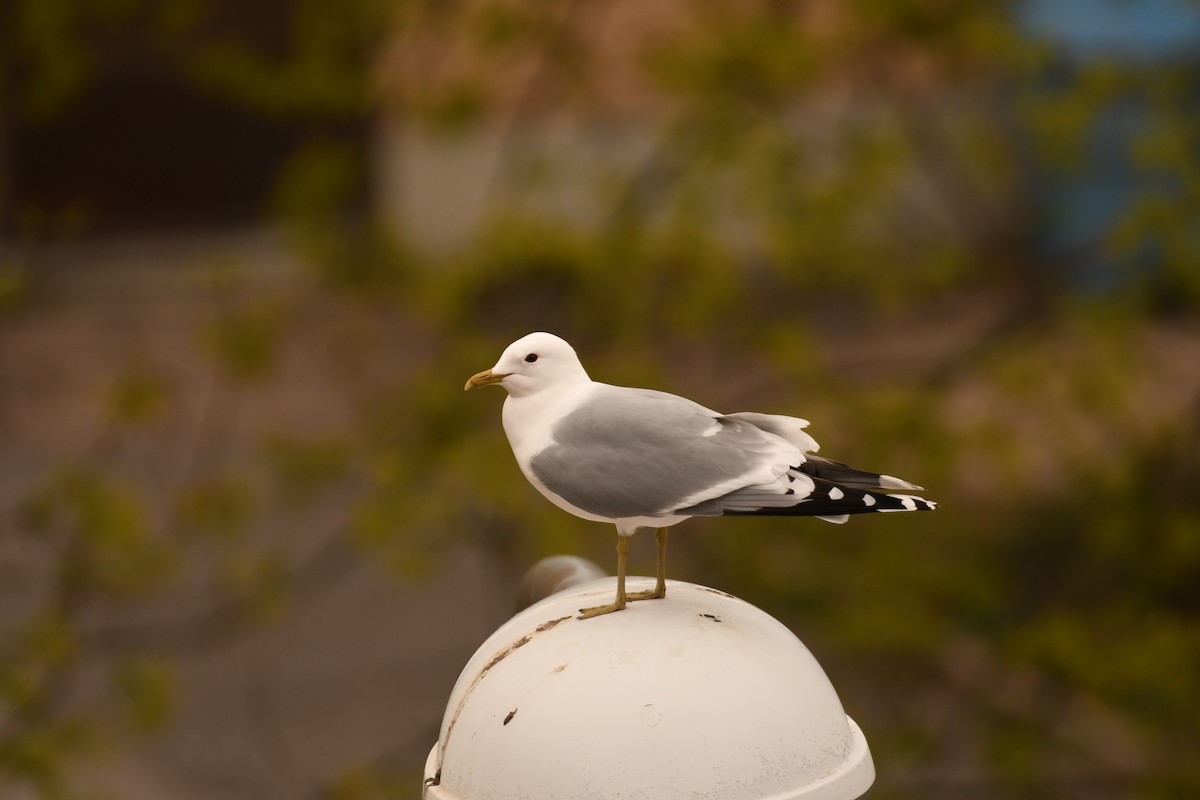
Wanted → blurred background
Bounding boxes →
[2,0,1199,798]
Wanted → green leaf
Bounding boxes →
[107,364,169,425]
[174,476,255,539]
[48,471,174,597]
[21,613,76,665]
[201,302,286,382]
[0,262,27,311]
[220,552,291,621]
[113,659,175,733]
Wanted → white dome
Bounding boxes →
[422,577,875,800]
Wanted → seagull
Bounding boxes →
[466,332,936,619]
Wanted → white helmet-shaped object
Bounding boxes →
[423,575,875,800]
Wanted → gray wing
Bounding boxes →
[529,385,804,519]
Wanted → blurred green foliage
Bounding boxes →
[262,434,351,504]
[21,470,174,597]
[174,475,254,538]
[201,302,288,382]
[3,1,1200,799]
[107,363,170,426]
[112,658,174,733]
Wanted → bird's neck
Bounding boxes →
[502,381,593,459]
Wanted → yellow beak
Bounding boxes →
[464,369,509,391]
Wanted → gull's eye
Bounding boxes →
[524,353,539,363]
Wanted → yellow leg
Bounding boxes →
[628,528,668,601]
[578,535,629,619]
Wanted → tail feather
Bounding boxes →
[719,485,937,518]
[797,455,925,492]
[677,475,937,520]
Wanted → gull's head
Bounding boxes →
[464,332,590,398]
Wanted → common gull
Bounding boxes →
[466,332,936,619]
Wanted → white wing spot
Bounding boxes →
[828,487,844,501]
[900,496,917,511]
[701,422,722,437]
[863,494,876,507]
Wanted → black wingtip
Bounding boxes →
[723,482,937,518]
